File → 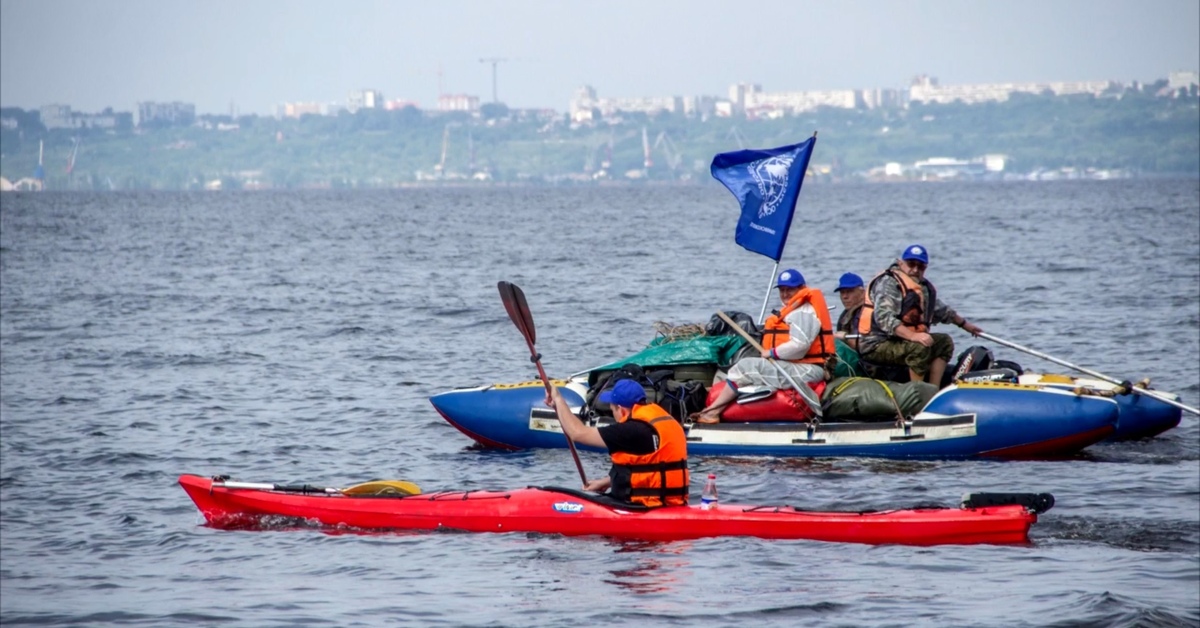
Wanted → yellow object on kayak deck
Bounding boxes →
[341,480,421,496]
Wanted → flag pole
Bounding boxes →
[757,262,779,324]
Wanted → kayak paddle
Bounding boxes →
[497,280,588,485]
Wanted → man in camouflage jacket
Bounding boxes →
[858,245,983,385]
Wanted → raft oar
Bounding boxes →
[213,477,421,496]
[977,332,1198,416]
[497,280,588,485]
[716,311,822,417]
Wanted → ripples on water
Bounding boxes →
[1,181,1197,627]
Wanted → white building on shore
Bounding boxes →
[908,74,1119,104]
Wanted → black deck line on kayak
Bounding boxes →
[422,491,512,502]
[535,486,652,511]
[741,505,790,513]
[330,487,648,510]
[742,504,942,516]
[729,494,1060,518]
[339,493,422,500]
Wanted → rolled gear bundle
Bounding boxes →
[821,376,939,421]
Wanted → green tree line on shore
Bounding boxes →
[1,86,1196,190]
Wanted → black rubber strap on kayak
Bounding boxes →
[961,492,1055,514]
[276,484,330,493]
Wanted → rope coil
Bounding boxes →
[652,321,705,342]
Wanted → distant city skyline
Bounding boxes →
[1,0,1197,116]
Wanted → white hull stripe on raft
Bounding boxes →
[528,406,978,447]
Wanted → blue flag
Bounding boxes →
[710,137,816,262]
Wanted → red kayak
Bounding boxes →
[179,474,1053,546]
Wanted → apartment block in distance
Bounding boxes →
[137,101,196,127]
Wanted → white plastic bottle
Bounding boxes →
[700,473,718,510]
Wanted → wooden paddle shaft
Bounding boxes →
[526,349,589,484]
[498,280,590,483]
[717,310,768,352]
[715,310,814,413]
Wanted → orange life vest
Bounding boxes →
[857,267,937,337]
[761,286,836,364]
[609,404,689,508]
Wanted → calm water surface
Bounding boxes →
[2,181,1198,627]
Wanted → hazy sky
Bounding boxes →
[2,0,1197,116]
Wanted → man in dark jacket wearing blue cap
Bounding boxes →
[858,245,983,385]
[833,272,866,351]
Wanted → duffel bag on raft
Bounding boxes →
[704,379,827,423]
[587,363,710,422]
[820,376,938,422]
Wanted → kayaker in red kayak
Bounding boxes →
[548,379,690,507]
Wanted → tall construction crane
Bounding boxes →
[468,129,477,173]
[34,140,44,183]
[435,124,450,174]
[478,57,507,103]
[641,127,653,169]
[653,131,682,172]
[727,126,749,150]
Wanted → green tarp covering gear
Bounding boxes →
[591,335,747,375]
[821,376,939,421]
[590,336,864,383]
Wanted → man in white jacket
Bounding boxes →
[691,268,830,424]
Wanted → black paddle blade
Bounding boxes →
[509,284,536,344]
[497,281,525,339]
[497,280,536,345]
[496,281,586,485]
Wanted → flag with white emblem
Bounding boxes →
[710,136,816,262]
